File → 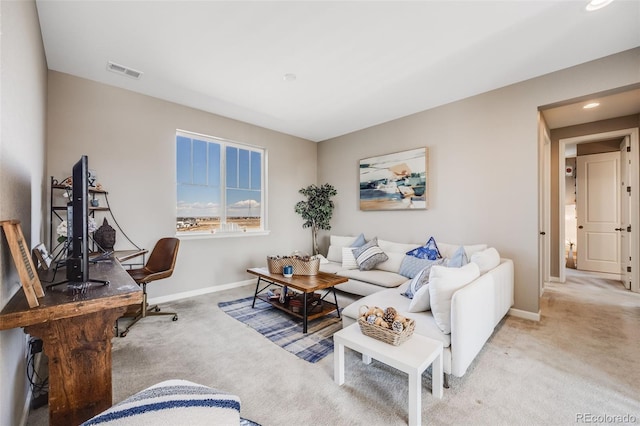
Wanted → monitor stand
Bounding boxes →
[47,278,110,289]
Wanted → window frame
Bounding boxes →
[176,129,269,238]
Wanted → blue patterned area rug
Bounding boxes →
[218,296,342,363]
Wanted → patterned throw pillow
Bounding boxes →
[399,256,443,279]
[352,237,388,271]
[402,258,445,298]
[406,236,441,260]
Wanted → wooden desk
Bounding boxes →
[0,259,142,426]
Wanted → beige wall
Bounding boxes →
[549,114,640,277]
[0,1,48,425]
[46,71,318,301]
[318,48,640,315]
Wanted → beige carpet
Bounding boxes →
[27,269,640,425]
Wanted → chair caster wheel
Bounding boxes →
[154,307,161,312]
[120,331,128,337]
[172,316,178,321]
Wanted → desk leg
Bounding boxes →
[333,338,345,385]
[408,370,421,426]
[26,307,126,426]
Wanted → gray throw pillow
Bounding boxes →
[352,237,388,271]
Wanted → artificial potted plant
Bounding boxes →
[294,183,337,255]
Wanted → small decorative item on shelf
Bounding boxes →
[267,253,320,276]
[94,218,116,251]
[357,305,415,346]
[288,292,323,314]
[279,286,288,304]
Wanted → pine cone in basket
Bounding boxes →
[383,307,397,325]
[392,320,404,333]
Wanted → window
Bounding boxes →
[176,130,266,235]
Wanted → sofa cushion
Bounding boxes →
[429,262,480,334]
[327,234,363,262]
[319,261,345,274]
[399,256,444,279]
[353,237,388,271]
[374,251,405,273]
[406,236,441,260]
[337,269,407,288]
[374,239,420,273]
[341,282,451,347]
[341,247,358,269]
[377,239,420,254]
[471,247,501,274]
[438,243,487,260]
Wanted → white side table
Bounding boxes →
[334,323,443,426]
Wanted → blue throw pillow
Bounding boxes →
[447,246,468,268]
[406,236,441,260]
[350,233,366,248]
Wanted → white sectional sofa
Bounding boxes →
[320,234,514,380]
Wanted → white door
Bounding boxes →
[620,136,631,289]
[577,151,620,273]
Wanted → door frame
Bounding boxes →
[538,115,551,295]
[558,128,639,290]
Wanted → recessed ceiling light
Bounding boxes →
[586,0,614,12]
[107,61,143,79]
[583,102,600,109]
[283,73,297,82]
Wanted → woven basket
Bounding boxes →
[358,316,415,346]
[267,256,320,276]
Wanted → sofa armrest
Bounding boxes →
[449,259,514,377]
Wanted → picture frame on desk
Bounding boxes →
[33,242,53,271]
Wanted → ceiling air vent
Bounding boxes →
[107,61,143,80]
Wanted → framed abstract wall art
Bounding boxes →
[359,147,428,211]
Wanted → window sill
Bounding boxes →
[176,230,271,240]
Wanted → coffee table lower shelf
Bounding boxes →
[255,294,339,323]
[247,267,347,333]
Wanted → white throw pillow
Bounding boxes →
[429,262,480,334]
[408,283,431,312]
[470,247,501,274]
[341,247,358,269]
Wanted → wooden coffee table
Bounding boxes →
[247,267,348,333]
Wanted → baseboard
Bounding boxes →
[508,308,541,322]
[148,279,255,305]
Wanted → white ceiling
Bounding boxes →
[35,1,640,142]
